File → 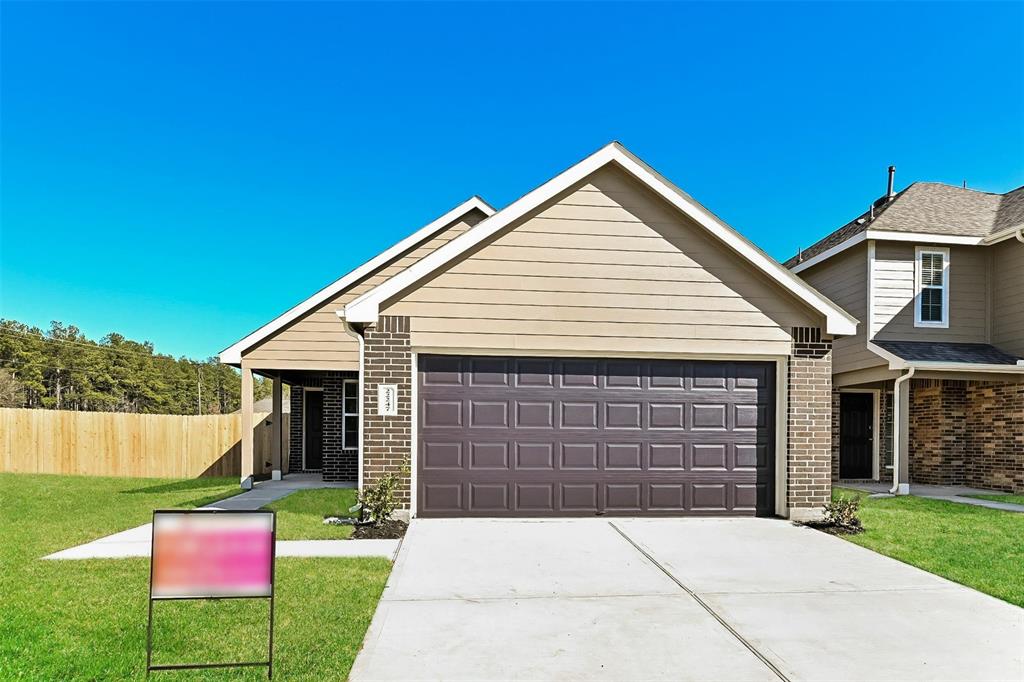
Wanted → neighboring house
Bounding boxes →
[222,142,857,520]
[787,171,1024,494]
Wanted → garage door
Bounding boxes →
[417,355,775,517]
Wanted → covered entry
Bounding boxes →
[417,354,776,517]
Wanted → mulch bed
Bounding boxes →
[351,520,408,540]
[802,521,864,536]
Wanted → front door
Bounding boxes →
[839,392,873,479]
[304,390,324,470]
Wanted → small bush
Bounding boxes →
[356,460,410,526]
[823,495,862,531]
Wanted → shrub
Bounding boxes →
[354,460,410,526]
[823,495,862,531]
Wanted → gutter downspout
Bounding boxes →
[1015,228,1024,244]
[890,366,916,495]
[339,314,366,494]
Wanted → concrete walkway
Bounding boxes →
[44,475,398,560]
[351,518,1023,681]
[844,481,1024,513]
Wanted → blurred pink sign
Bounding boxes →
[151,511,274,599]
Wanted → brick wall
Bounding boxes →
[787,327,833,515]
[964,382,1024,493]
[830,388,841,483]
[880,388,893,479]
[908,380,966,486]
[362,316,413,508]
[322,372,358,482]
[289,387,304,472]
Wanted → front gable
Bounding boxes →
[229,202,492,369]
[383,165,825,356]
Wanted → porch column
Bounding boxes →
[271,375,283,481]
[240,367,254,489]
[897,380,911,493]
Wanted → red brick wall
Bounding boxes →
[788,327,833,512]
[909,380,966,486]
[362,316,413,508]
[964,382,1024,493]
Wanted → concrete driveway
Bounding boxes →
[350,518,1024,682]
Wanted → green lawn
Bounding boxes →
[962,492,1024,506]
[266,488,360,540]
[833,487,1024,607]
[0,473,390,680]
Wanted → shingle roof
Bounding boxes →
[874,340,1023,366]
[785,182,1024,268]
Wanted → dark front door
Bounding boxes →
[304,390,324,470]
[417,355,776,518]
[839,392,873,479]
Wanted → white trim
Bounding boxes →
[342,379,359,450]
[344,143,858,336]
[914,246,949,329]
[219,196,495,364]
[791,232,868,273]
[775,357,788,518]
[791,229,984,274]
[410,351,419,518]
[301,386,323,471]
[867,240,876,339]
[838,388,881,481]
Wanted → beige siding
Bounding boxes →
[800,243,880,374]
[384,166,821,356]
[992,239,1024,356]
[872,242,989,343]
[242,210,489,370]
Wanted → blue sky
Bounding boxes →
[2,1,1022,360]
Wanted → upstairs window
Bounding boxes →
[915,247,949,328]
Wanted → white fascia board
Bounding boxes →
[790,232,867,273]
[345,142,859,336]
[791,230,985,275]
[983,226,1024,244]
[219,196,495,364]
[867,341,908,369]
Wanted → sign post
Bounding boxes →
[146,509,276,678]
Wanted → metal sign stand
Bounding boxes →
[145,509,276,679]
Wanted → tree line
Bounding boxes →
[0,319,271,414]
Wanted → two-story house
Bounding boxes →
[787,170,1024,494]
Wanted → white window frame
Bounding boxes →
[914,246,949,329]
[342,379,359,450]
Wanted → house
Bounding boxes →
[221,142,858,520]
[786,169,1024,494]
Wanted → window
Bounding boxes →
[915,247,949,328]
[343,379,359,449]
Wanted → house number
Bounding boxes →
[377,384,398,416]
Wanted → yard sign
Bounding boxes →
[146,509,276,678]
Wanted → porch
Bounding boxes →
[833,372,1024,495]
[240,368,360,488]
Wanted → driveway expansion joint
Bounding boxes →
[608,520,791,682]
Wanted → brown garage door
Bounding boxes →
[417,355,775,517]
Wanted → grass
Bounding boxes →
[962,493,1024,506]
[833,487,1024,607]
[0,473,391,680]
[265,488,360,540]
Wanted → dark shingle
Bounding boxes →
[874,340,1022,365]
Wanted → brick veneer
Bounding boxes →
[289,387,304,472]
[362,316,412,508]
[787,327,833,515]
[322,372,358,482]
[964,382,1024,493]
[909,380,966,485]
[830,389,841,483]
[880,389,893,477]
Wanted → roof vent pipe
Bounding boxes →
[887,165,896,199]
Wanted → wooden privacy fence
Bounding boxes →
[0,408,290,479]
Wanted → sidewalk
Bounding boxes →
[843,482,1024,513]
[44,475,398,560]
